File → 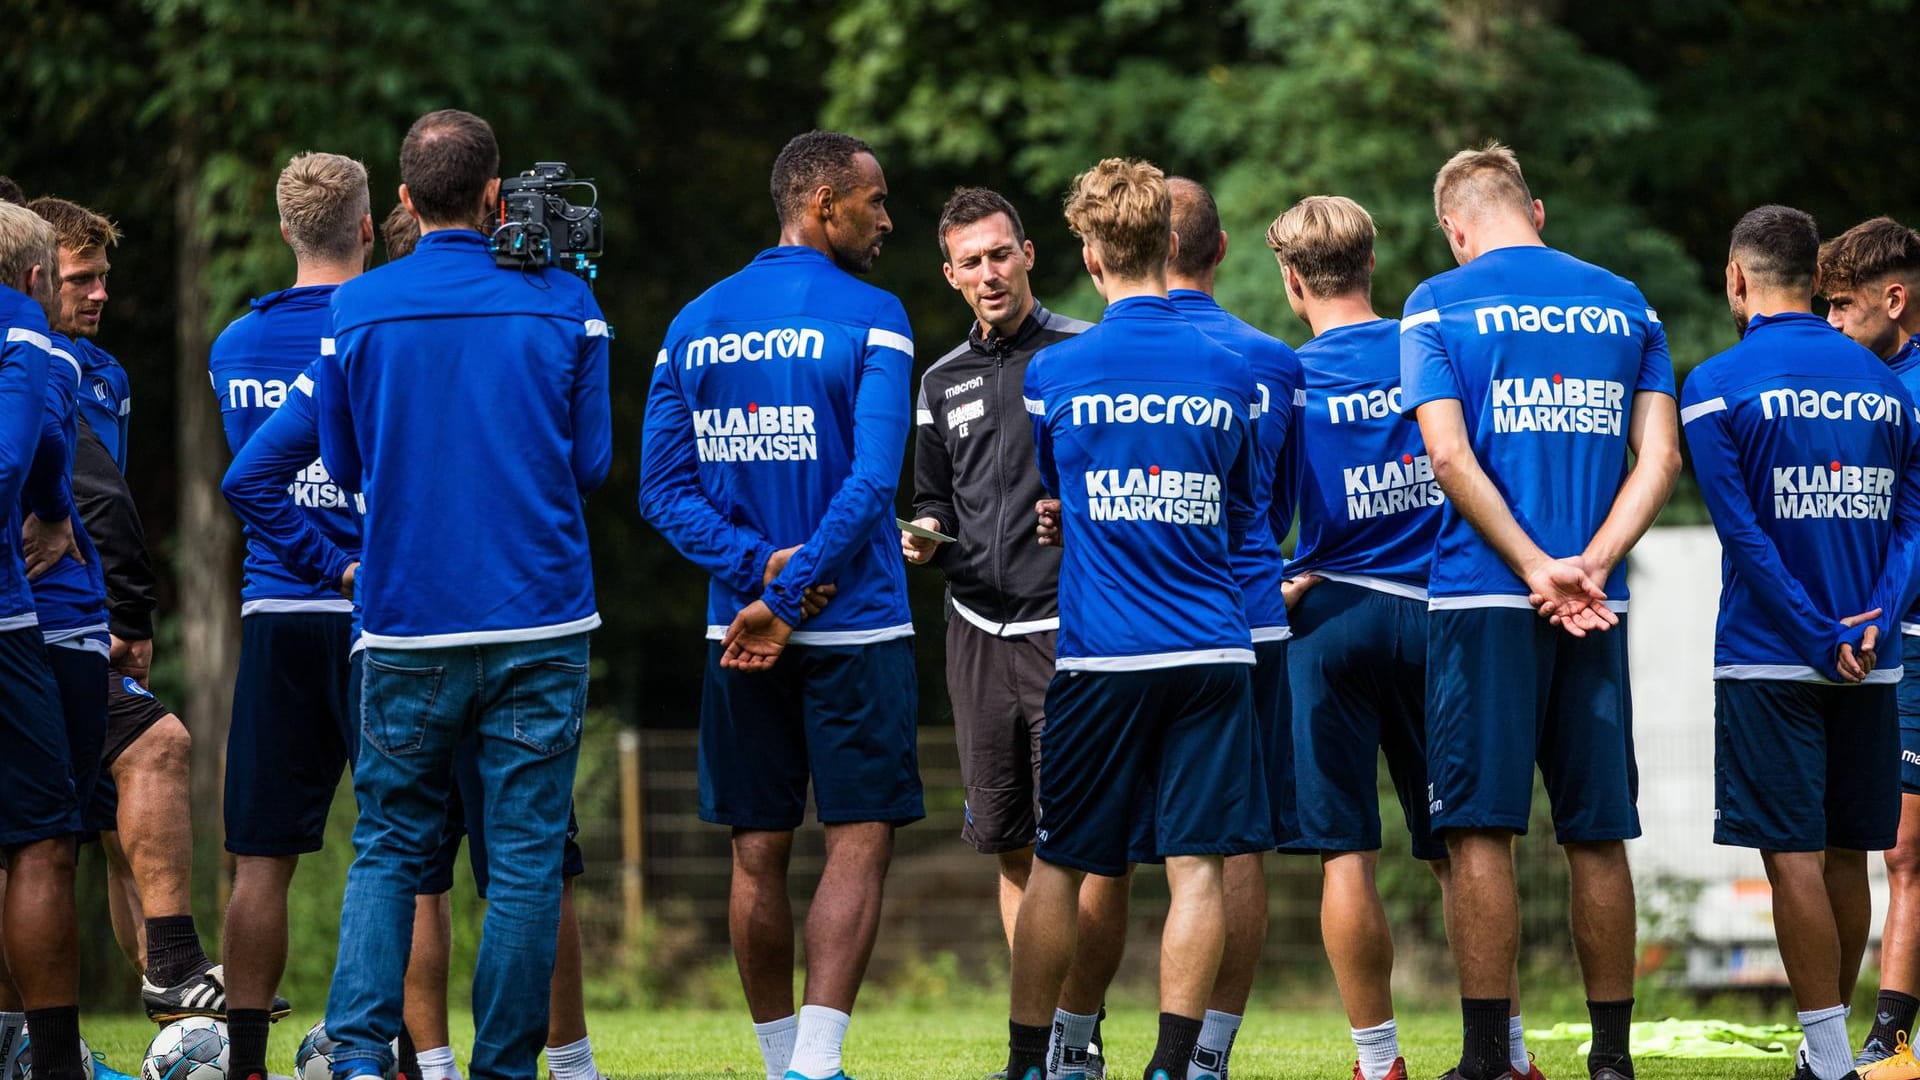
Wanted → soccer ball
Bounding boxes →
[12,1030,94,1080]
[142,1018,228,1080]
[293,1021,396,1080]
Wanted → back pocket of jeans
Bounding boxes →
[508,659,590,757]
[362,657,447,756]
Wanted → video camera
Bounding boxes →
[490,162,604,281]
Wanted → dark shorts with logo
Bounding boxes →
[1715,678,1898,852]
[946,615,1055,854]
[1426,606,1639,843]
[1037,662,1270,877]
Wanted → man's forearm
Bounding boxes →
[1431,444,1549,580]
[1582,393,1681,575]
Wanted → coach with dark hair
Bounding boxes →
[316,108,612,1080]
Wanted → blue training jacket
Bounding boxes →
[1887,336,1920,639]
[1168,289,1302,639]
[316,229,612,648]
[27,329,105,649]
[222,359,363,650]
[210,285,361,613]
[1400,245,1675,608]
[641,246,915,641]
[1025,294,1257,671]
[0,287,54,630]
[1681,311,1920,683]
[70,337,130,471]
[1287,318,1442,597]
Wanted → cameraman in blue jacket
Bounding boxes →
[315,109,612,1080]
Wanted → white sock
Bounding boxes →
[0,1014,23,1080]
[1047,1009,1098,1080]
[1351,1019,1399,1080]
[752,1016,797,1080]
[545,1036,598,1080]
[416,1046,461,1080]
[1799,1005,1852,1080]
[1509,1014,1530,1075]
[1189,1010,1242,1079]
[784,1005,851,1080]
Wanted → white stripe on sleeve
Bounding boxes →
[319,337,337,356]
[1679,397,1727,425]
[293,373,315,396]
[1400,309,1441,330]
[1023,396,1046,416]
[585,319,610,337]
[867,327,914,357]
[5,327,51,353]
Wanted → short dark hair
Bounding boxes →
[0,177,23,206]
[400,109,499,226]
[383,202,420,261]
[1818,216,1920,296]
[1730,205,1819,288]
[27,195,120,255]
[770,131,874,225]
[936,187,1025,260]
[1166,177,1222,278]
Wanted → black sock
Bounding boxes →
[227,1008,272,1080]
[1458,997,1511,1080]
[397,1024,420,1080]
[144,915,213,987]
[1007,1020,1049,1080]
[24,1007,83,1080]
[1587,998,1634,1077]
[1145,1012,1203,1080]
[1868,989,1920,1054]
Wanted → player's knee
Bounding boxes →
[1887,840,1920,883]
[126,715,192,776]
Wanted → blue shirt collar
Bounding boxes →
[415,229,489,253]
[1104,294,1180,318]
[249,284,338,313]
[753,245,833,266]
[1744,310,1829,334]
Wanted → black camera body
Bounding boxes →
[490,162,603,280]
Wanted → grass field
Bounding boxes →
[77,1005,1813,1079]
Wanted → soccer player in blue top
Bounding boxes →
[1162,175,1302,1080]
[0,201,88,1080]
[1685,206,1920,1080]
[1271,193,1536,1080]
[207,151,371,1080]
[1401,144,1682,1080]
[1816,217,1920,1079]
[641,130,918,1080]
[316,109,612,1080]
[1007,158,1265,1080]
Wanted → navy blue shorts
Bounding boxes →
[0,627,80,845]
[699,638,923,831]
[1714,679,1899,852]
[1040,662,1270,877]
[45,644,108,837]
[1290,581,1446,861]
[1426,607,1639,843]
[1899,636,1920,794]
[224,612,355,856]
[419,736,586,897]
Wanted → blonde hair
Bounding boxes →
[26,196,119,257]
[1433,141,1533,223]
[0,203,57,298]
[1063,158,1170,280]
[277,152,370,261]
[1266,195,1376,300]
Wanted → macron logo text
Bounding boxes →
[1068,392,1237,430]
[1759,388,1905,426]
[1328,387,1403,424]
[1474,304,1631,336]
[683,327,825,369]
[226,378,289,409]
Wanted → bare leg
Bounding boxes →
[1322,851,1394,1027]
[1882,795,1920,995]
[547,879,588,1047]
[100,832,146,973]
[1764,849,1846,1011]
[801,823,893,1012]
[1009,859,1085,1026]
[222,855,297,1009]
[1205,853,1266,1015]
[997,848,1033,952]
[1445,830,1519,1000]
[0,869,17,1010]
[1060,871,1130,1015]
[1565,841,1636,1001]
[112,718,196,922]
[404,893,453,1050]
[1160,855,1226,1019]
[1433,859,1525,1014]
[730,830,795,1023]
[4,839,79,1008]
[1827,848,1872,1005]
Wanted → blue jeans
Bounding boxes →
[326,632,590,1080]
